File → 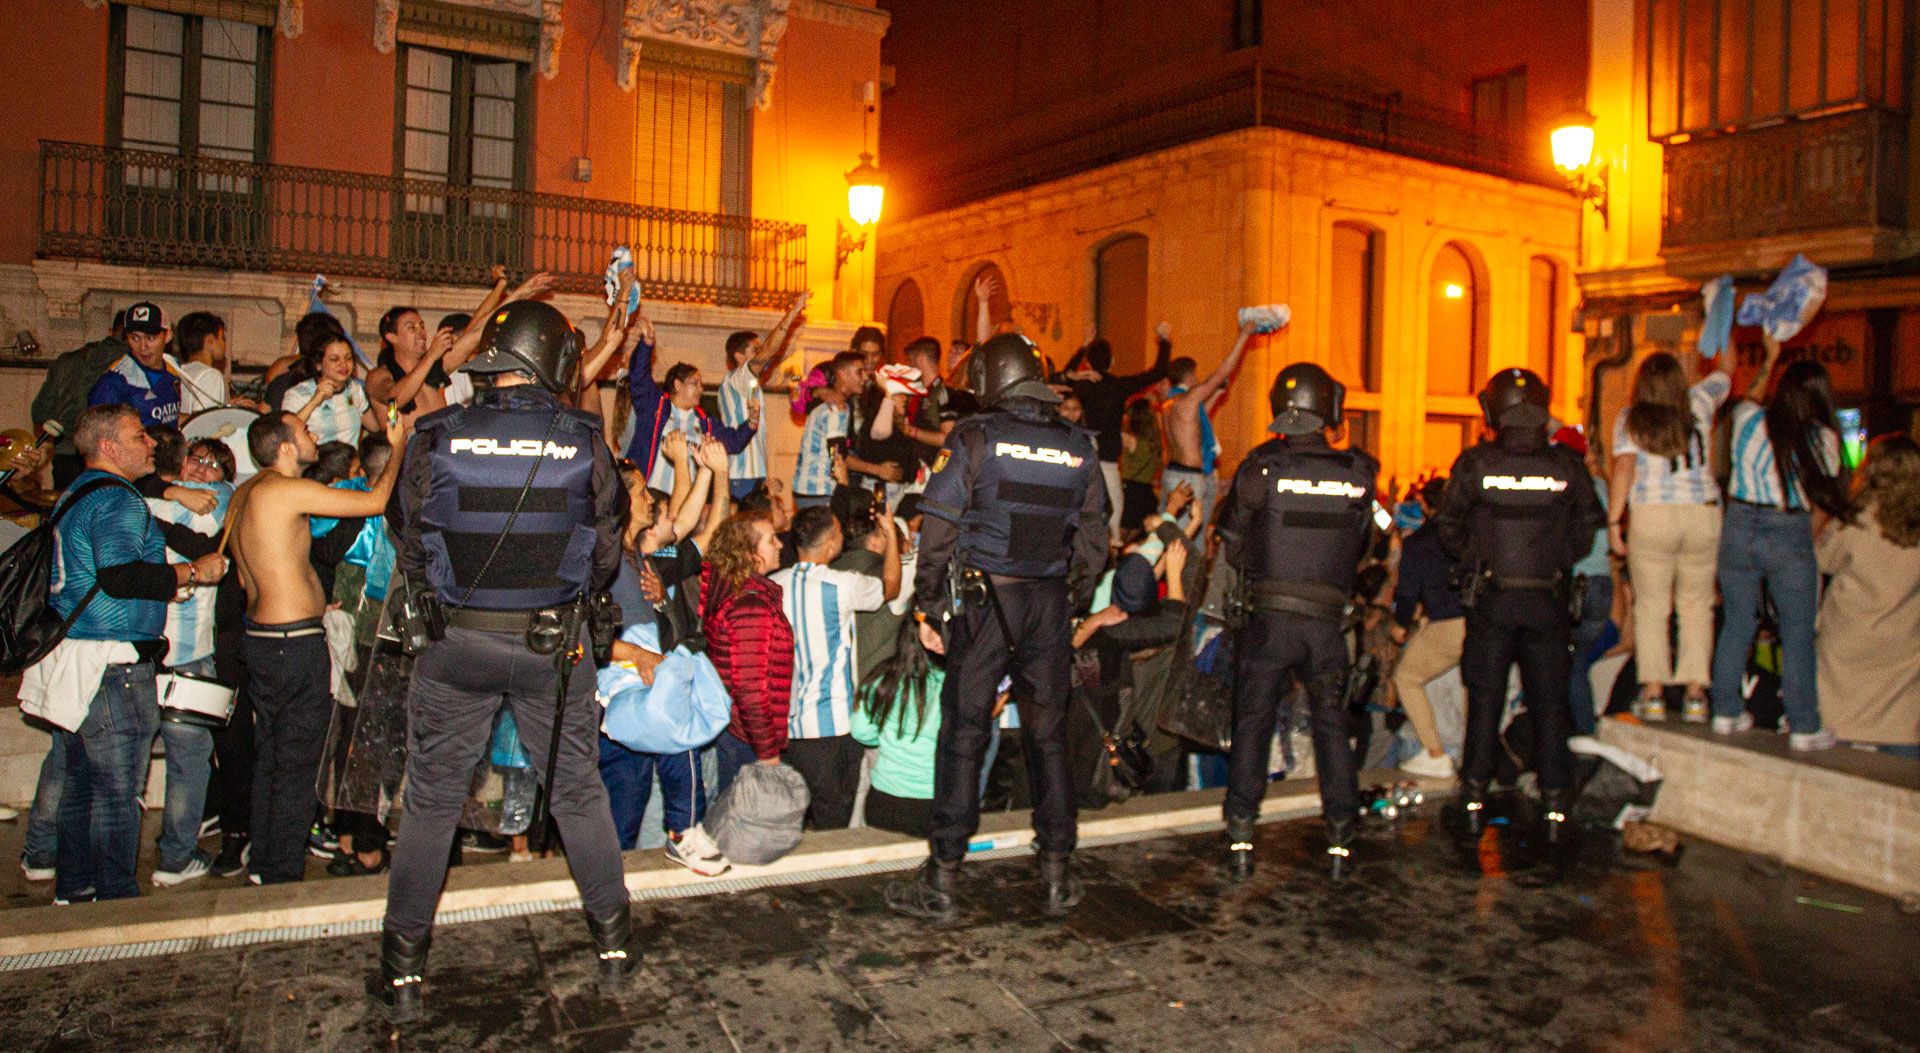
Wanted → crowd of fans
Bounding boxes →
[3,265,1918,901]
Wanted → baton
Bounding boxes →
[529,600,586,854]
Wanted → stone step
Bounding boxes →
[1597,718,1919,900]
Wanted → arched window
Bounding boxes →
[1426,241,1486,397]
[887,279,925,349]
[1329,223,1383,392]
[1094,234,1150,372]
[1527,256,1561,388]
[957,262,1013,344]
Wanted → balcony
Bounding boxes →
[899,64,1548,220]
[1660,108,1909,276]
[36,141,808,308]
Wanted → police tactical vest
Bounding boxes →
[1467,444,1583,584]
[953,410,1098,578]
[1233,442,1376,594]
[416,394,601,610]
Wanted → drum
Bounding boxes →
[157,670,237,728]
[183,407,261,479]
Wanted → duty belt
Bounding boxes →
[1492,574,1560,591]
[1245,584,1346,622]
[444,606,547,634]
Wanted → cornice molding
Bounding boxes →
[375,0,563,78]
[620,0,789,108]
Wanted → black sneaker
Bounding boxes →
[459,830,510,854]
[329,847,391,878]
[212,835,251,878]
[308,821,339,859]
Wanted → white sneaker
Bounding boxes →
[152,855,211,888]
[1789,729,1838,752]
[1681,696,1709,723]
[0,805,18,821]
[20,858,54,882]
[1635,697,1668,722]
[1711,712,1755,735]
[1398,752,1457,780]
[665,824,731,877]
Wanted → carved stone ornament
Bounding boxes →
[374,0,565,79]
[620,0,791,108]
[81,0,306,38]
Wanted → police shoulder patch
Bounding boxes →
[931,449,951,474]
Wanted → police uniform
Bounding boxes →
[375,301,632,1023]
[887,334,1107,922]
[1217,367,1378,878]
[1433,368,1603,840]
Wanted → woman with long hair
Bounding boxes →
[1607,348,1731,720]
[1710,336,1848,747]
[698,509,796,795]
[281,326,375,445]
[1815,436,1920,757]
[851,617,945,837]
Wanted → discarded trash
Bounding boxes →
[1168,1001,1186,1009]
[1795,896,1865,914]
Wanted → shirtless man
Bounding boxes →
[1162,319,1256,536]
[229,409,403,884]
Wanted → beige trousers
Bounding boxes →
[1391,616,1465,756]
[1626,501,1722,686]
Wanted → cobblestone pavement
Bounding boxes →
[1,795,1915,1052]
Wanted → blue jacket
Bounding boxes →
[1393,523,1464,627]
[623,337,756,469]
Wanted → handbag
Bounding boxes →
[1160,628,1235,752]
[598,620,733,754]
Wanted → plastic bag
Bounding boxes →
[706,761,810,865]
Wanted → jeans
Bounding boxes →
[1568,575,1616,735]
[1711,502,1822,733]
[1161,466,1218,537]
[712,730,758,798]
[156,657,217,871]
[22,735,66,869]
[599,737,703,849]
[55,662,160,901]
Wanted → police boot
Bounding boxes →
[1323,817,1359,882]
[1037,851,1085,917]
[1224,816,1257,882]
[1455,779,1491,837]
[368,929,429,1025]
[885,859,959,923]
[585,903,640,987]
[1541,787,1577,846]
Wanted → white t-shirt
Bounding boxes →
[176,361,226,415]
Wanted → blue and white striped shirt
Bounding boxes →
[1726,400,1840,510]
[1612,371,1730,506]
[720,362,767,482]
[282,378,369,446]
[146,481,232,666]
[770,561,885,739]
[794,402,848,498]
[51,471,166,643]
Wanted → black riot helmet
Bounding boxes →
[1478,367,1551,431]
[1267,362,1344,435]
[968,333,1061,408]
[464,301,581,393]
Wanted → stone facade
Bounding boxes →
[876,127,1583,486]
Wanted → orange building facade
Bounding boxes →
[0,0,892,464]
[873,0,1591,487]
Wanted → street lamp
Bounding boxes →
[1550,111,1609,228]
[835,153,884,278]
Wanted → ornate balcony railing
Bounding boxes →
[901,64,1547,219]
[37,140,808,308]
[1661,108,1908,256]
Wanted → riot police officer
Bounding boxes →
[374,301,631,1023]
[1433,368,1603,843]
[888,334,1108,923]
[1218,363,1379,882]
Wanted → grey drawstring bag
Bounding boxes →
[706,761,811,865]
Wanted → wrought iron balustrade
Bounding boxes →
[37,141,808,309]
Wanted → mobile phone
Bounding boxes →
[1372,501,1392,531]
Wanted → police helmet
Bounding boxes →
[968,333,1061,407]
[463,301,581,393]
[1267,362,1344,435]
[1478,367,1551,430]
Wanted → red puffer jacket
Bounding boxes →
[699,567,794,759]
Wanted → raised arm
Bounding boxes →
[298,417,406,518]
[692,439,731,550]
[1743,333,1784,403]
[1190,323,1255,404]
[1111,324,1174,396]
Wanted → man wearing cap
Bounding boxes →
[1216,363,1379,881]
[887,333,1107,924]
[1433,369,1603,845]
[87,301,181,430]
[375,300,632,1023]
